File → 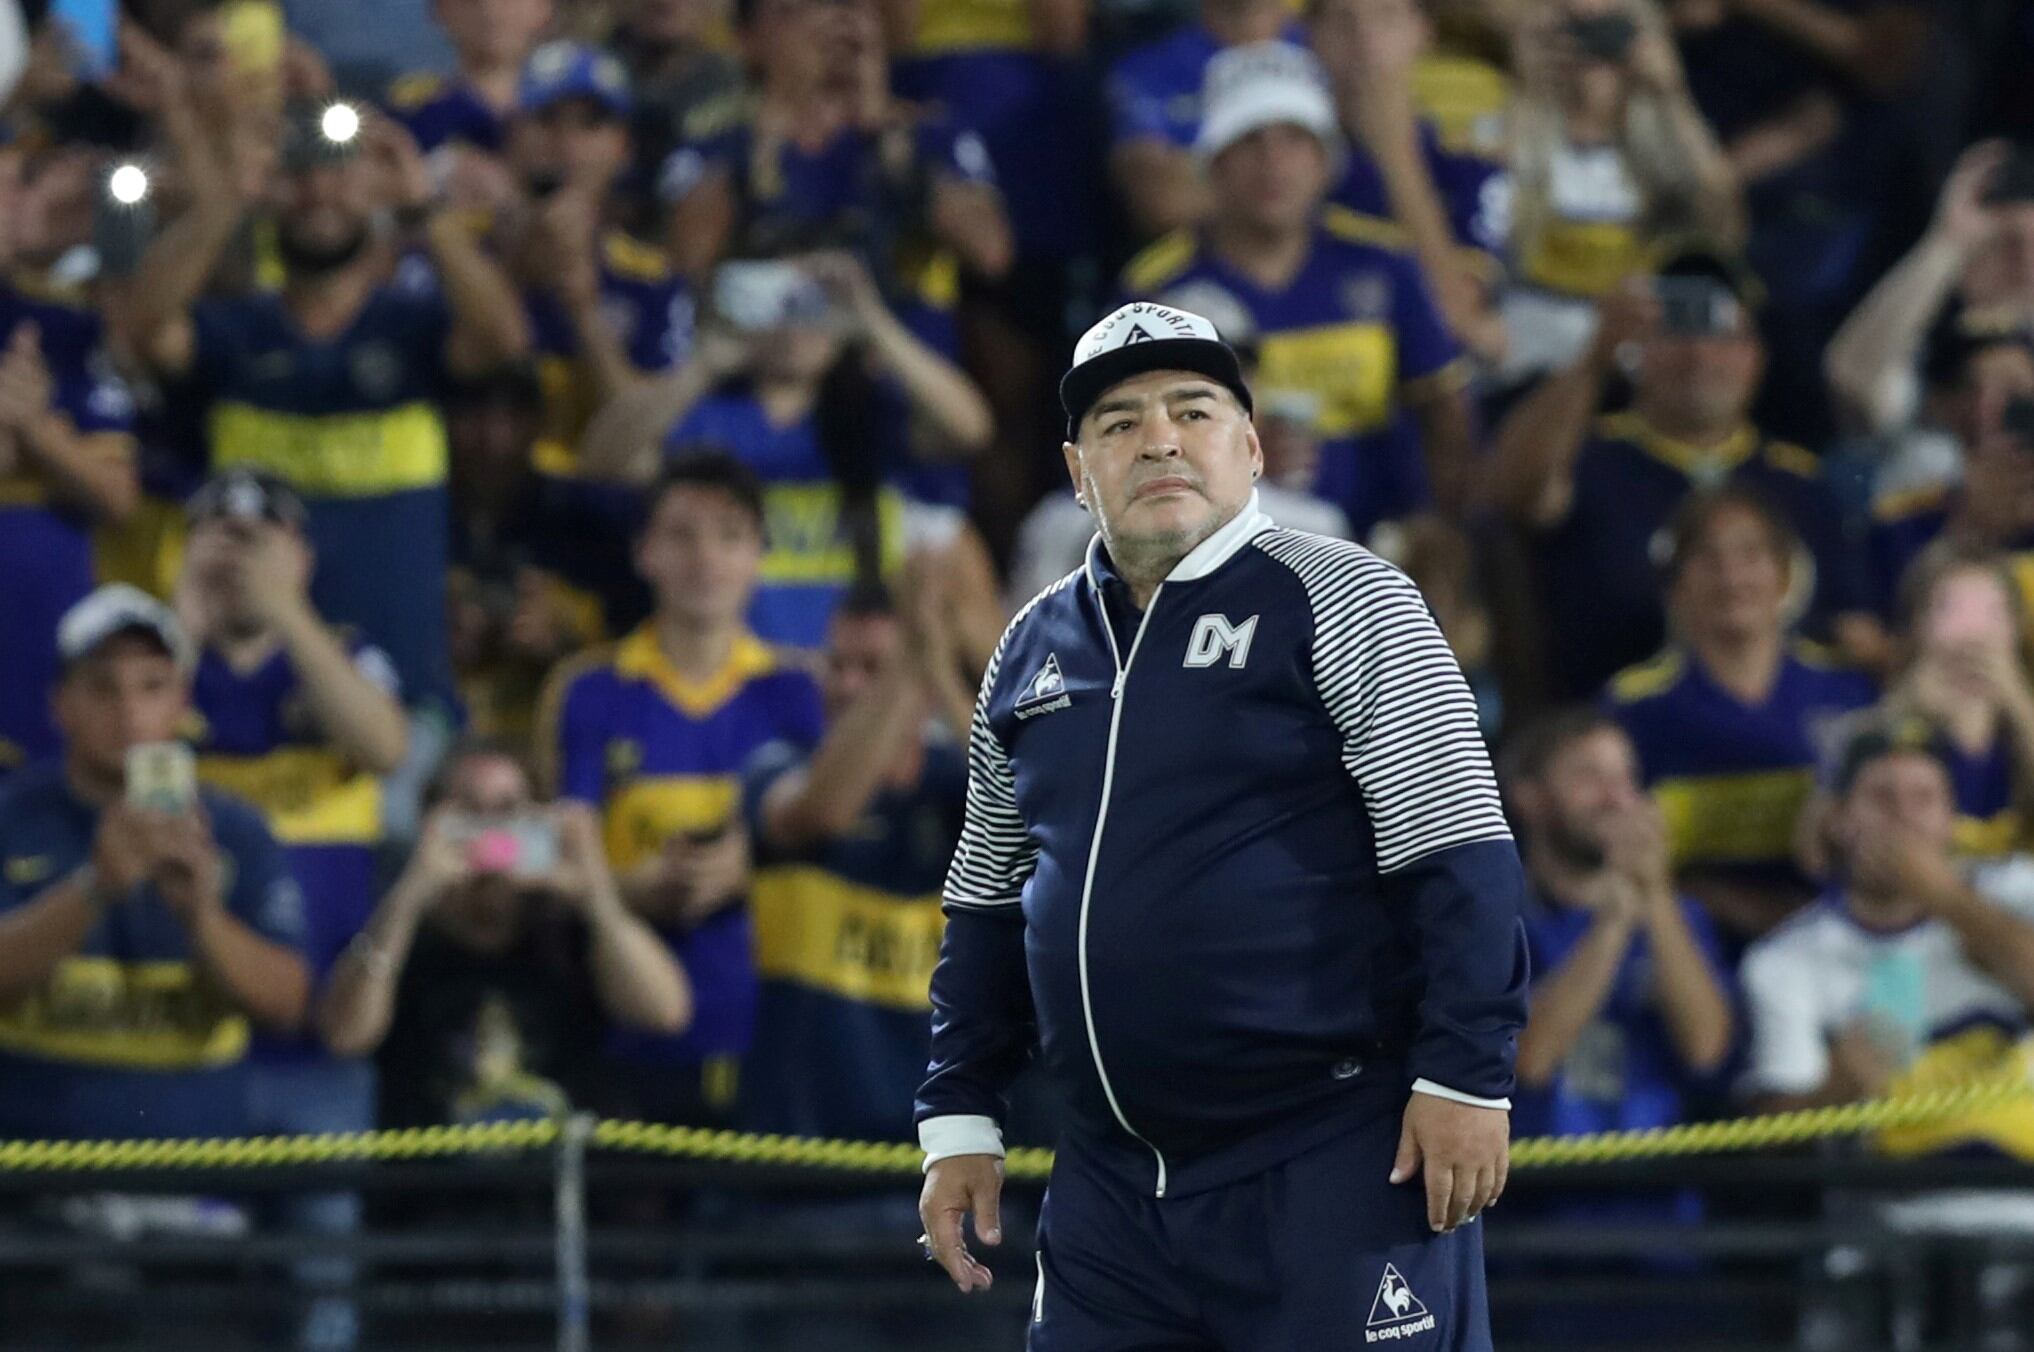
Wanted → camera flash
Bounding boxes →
[108,163,150,206]
[320,102,362,145]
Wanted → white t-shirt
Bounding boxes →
[1739,857,2034,1099]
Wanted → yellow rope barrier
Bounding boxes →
[0,1073,2025,1177]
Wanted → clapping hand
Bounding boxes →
[0,324,54,434]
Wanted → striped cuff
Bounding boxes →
[1412,1078,1511,1111]
[918,1115,1005,1171]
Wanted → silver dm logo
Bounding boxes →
[1015,654,1071,720]
[1365,1264,1434,1342]
[1183,614,1258,669]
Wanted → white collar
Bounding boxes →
[1085,490,1273,593]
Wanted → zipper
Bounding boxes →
[1077,580,1171,1196]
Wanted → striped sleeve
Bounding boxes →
[1257,532,1510,871]
[940,575,1075,905]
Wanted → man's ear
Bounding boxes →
[1244,420,1264,481]
[1062,441,1088,509]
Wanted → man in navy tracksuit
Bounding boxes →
[915,301,1530,1350]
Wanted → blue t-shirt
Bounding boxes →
[190,637,399,1064]
[1514,888,1734,1140]
[1329,124,1507,258]
[385,72,505,153]
[739,734,967,1142]
[186,265,458,712]
[1608,643,1878,885]
[668,387,918,649]
[0,766,307,1139]
[0,284,136,772]
[1116,213,1464,530]
[1536,413,1872,699]
[1106,21,1306,150]
[549,628,824,1109]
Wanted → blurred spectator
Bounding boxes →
[1740,724,2034,1138]
[385,0,553,153]
[285,0,456,98]
[1120,40,1474,530]
[0,148,141,777]
[447,368,648,747]
[1489,246,1876,698]
[1865,329,2034,616]
[320,743,690,1123]
[0,585,309,1141]
[537,454,824,1124]
[173,468,407,1352]
[1309,0,1508,361]
[658,0,1013,343]
[1828,142,2034,453]
[1105,0,1296,240]
[1373,512,1499,733]
[740,577,972,1142]
[606,0,744,212]
[1606,488,1876,940]
[499,40,696,474]
[1412,0,1512,160]
[1502,707,1734,1135]
[126,99,532,728]
[1498,0,1740,386]
[1873,551,2034,859]
[581,250,996,649]
[1006,377,1349,604]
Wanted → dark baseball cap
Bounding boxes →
[1059,302,1254,440]
[1831,718,1956,796]
[186,469,308,530]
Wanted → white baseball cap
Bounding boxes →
[57,584,193,673]
[1194,40,1341,162]
[1060,302,1254,438]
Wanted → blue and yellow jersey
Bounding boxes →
[1537,413,1871,699]
[667,388,916,649]
[0,765,306,1140]
[1119,213,1465,530]
[1942,732,2025,859]
[385,71,506,154]
[1608,643,1877,876]
[1411,47,1512,161]
[188,269,456,710]
[1510,142,1646,300]
[1330,124,1507,260]
[1865,484,2034,626]
[0,283,137,775]
[545,627,824,1080]
[527,231,694,478]
[188,637,397,1027]
[738,736,966,1141]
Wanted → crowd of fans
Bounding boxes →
[6,0,2034,1344]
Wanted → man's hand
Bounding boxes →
[918,1154,1003,1293]
[146,811,226,924]
[1603,800,1674,903]
[92,803,155,898]
[665,825,751,926]
[1850,827,1963,910]
[538,803,620,907]
[1931,140,2010,255]
[1830,1020,1903,1101]
[1390,1092,1509,1233]
[362,113,433,215]
[0,323,54,433]
[229,522,315,630]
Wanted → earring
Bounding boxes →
[1075,493,1088,509]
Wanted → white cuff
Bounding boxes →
[918,1114,1006,1171]
[1412,1078,1511,1111]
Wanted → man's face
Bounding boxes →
[1208,124,1331,236]
[435,0,555,67]
[511,98,631,193]
[635,486,765,627]
[1635,321,1763,431]
[632,0,714,45]
[747,0,871,92]
[1670,503,1789,644]
[278,160,373,274]
[822,612,900,718]
[1309,0,1428,84]
[53,635,189,783]
[180,517,312,638]
[1064,372,1262,569]
[448,396,541,497]
[1528,726,1648,868]
[1836,752,1956,865]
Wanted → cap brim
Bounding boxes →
[1060,338,1253,439]
[62,621,181,671]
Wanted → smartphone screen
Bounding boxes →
[126,742,198,814]
[51,0,119,81]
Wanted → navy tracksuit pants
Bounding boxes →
[1029,1108,1493,1351]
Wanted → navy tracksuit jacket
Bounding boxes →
[914,499,1530,1349]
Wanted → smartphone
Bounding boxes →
[712,260,829,333]
[51,0,119,81]
[95,163,159,279]
[1564,12,1636,62]
[126,742,198,814]
[1654,276,1741,338]
[446,813,560,878]
[1985,150,2034,206]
